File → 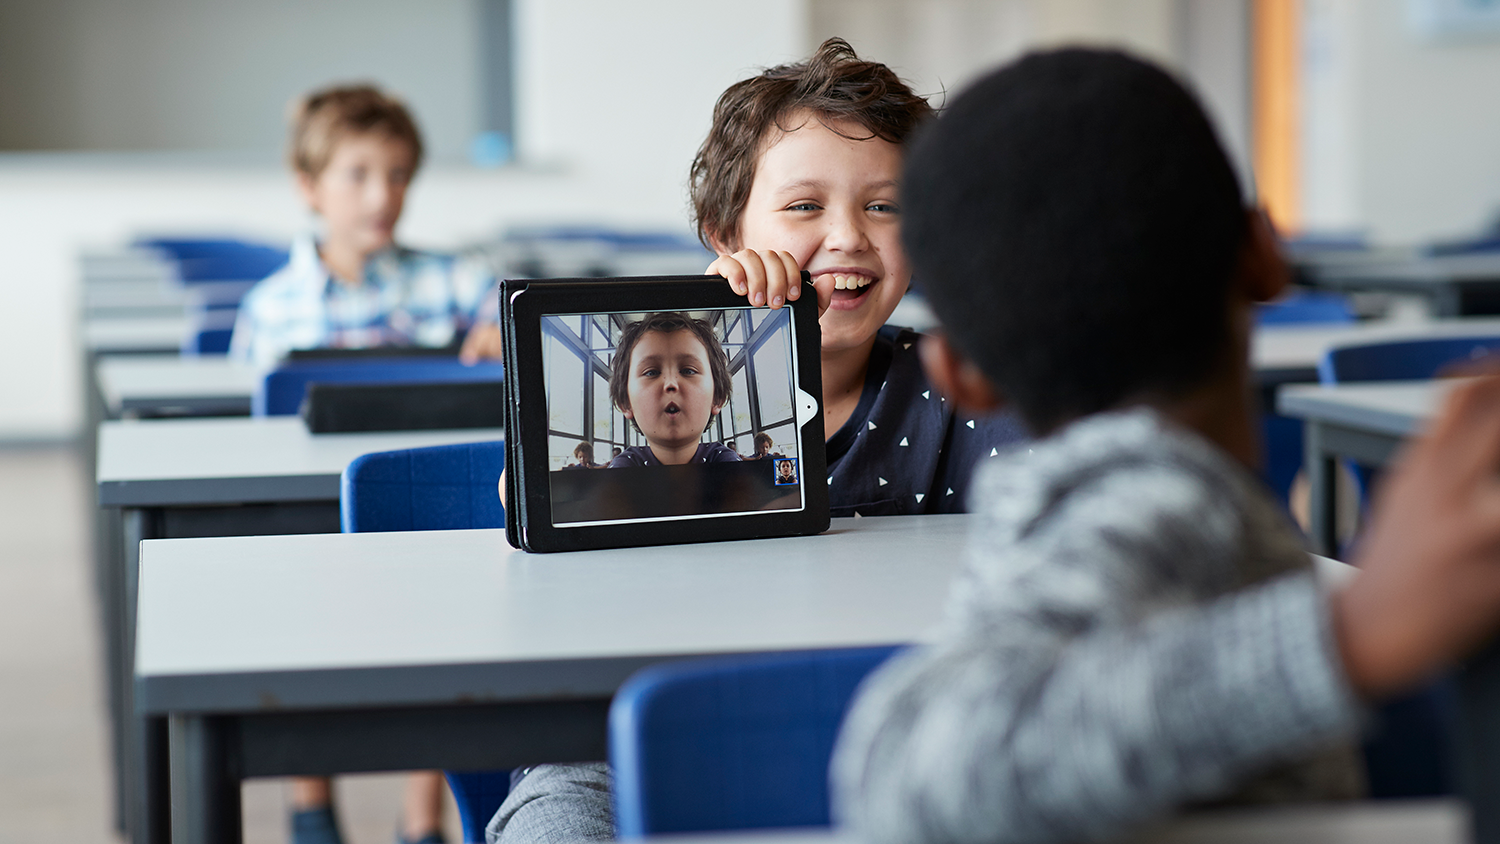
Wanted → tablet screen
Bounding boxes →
[540,308,804,526]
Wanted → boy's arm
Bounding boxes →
[833,376,1500,844]
[1335,375,1500,697]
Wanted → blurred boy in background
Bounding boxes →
[230,84,503,370]
[234,82,489,844]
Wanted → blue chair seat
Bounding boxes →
[610,645,900,839]
[341,440,509,842]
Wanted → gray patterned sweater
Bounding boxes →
[830,409,1364,844]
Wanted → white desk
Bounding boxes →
[98,416,501,507]
[95,355,259,419]
[81,314,188,354]
[1307,252,1500,316]
[97,417,505,844]
[1277,380,1447,554]
[634,799,1465,843]
[136,515,968,844]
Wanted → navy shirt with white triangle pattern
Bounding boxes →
[825,326,1030,517]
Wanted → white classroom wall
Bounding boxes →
[9,0,1500,440]
[1302,0,1500,242]
[0,0,805,440]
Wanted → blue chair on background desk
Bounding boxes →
[609,645,900,839]
[1319,335,1500,384]
[1314,335,1500,800]
[136,236,289,283]
[1256,289,1357,507]
[134,237,290,356]
[257,358,506,416]
[342,440,510,843]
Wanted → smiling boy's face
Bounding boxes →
[621,329,723,452]
[734,111,911,354]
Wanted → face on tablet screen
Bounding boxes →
[541,308,803,526]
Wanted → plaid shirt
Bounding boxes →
[230,234,498,368]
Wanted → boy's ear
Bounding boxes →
[1238,207,1291,304]
[919,334,1004,414]
[706,227,738,257]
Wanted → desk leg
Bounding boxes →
[96,504,127,833]
[169,715,242,844]
[1304,421,1338,557]
[123,508,171,844]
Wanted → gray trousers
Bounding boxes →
[486,762,615,844]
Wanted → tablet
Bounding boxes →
[501,274,828,552]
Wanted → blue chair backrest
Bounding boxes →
[610,645,901,839]
[1319,335,1500,384]
[341,440,505,534]
[257,358,505,416]
[1256,289,1356,326]
[184,327,234,356]
[341,440,508,842]
[136,237,289,282]
[1255,290,1356,505]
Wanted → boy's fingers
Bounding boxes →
[778,252,803,302]
[764,253,792,309]
[736,249,769,306]
[707,256,747,295]
[1427,377,1500,485]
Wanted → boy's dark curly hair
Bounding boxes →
[903,49,1247,433]
[690,37,933,251]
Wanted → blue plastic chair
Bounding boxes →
[257,358,505,416]
[341,440,509,842]
[1255,289,1355,326]
[1319,335,1500,384]
[609,645,901,839]
[136,236,289,282]
[1256,291,1357,506]
[1314,337,1498,799]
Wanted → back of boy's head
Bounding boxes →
[903,49,1247,433]
[609,312,733,423]
[289,84,424,177]
[690,37,933,250]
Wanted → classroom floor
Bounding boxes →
[0,445,456,844]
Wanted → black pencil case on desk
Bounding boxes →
[301,380,506,433]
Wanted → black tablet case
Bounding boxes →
[500,274,827,552]
[301,380,506,433]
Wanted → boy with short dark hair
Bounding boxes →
[231,84,503,369]
[832,48,1500,843]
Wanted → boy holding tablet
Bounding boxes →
[489,38,1026,843]
[230,84,503,369]
[833,48,1500,843]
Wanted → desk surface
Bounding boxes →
[96,355,259,416]
[1277,379,1451,437]
[1312,251,1500,285]
[135,515,967,714]
[1251,316,1500,377]
[97,416,503,507]
[82,315,187,353]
